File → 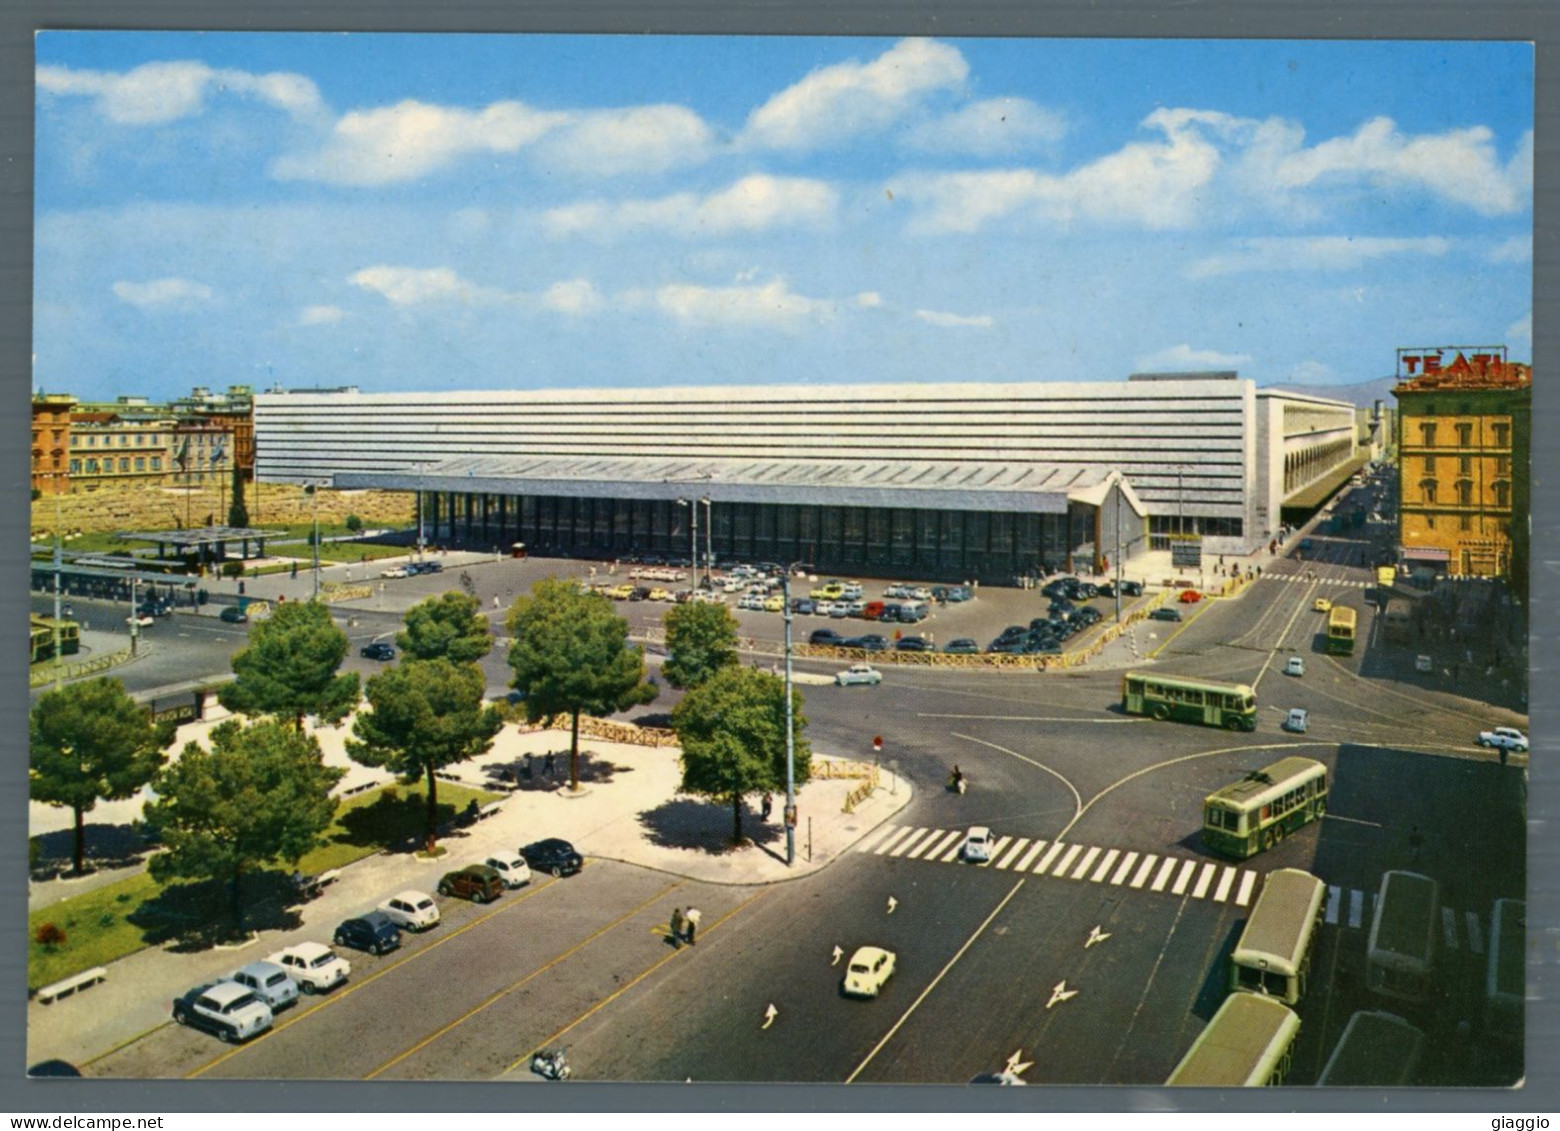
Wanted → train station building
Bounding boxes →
[253,373,1359,582]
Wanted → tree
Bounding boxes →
[346,659,503,852]
[662,602,740,690]
[145,719,343,925]
[397,591,492,663]
[30,678,174,875]
[218,599,359,730]
[672,665,810,844]
[344,514,362,533]
[507,578,657,791]
[227,466,249,528]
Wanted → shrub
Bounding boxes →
[344,514,363,533]
[98,913,116,929]
[222,561,244,579]
[34,923,66,949]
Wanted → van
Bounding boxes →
[899,601,929,623]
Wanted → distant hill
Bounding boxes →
[1261,375,1400,409]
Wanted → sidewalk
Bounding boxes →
[26,716,910,1067]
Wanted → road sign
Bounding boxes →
[872,735,883,752]
[784,805,798,828]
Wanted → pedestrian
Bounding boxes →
[669,907,685,948]
[544,751,556,777]
[522,753,533,780]
[493,595,500,610]
[761,793,773,821]
[238,580,246,595]
[684,906,702,945]
[290,561,298,579]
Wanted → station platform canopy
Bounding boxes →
[112,525,275,560]
[1282,453,1372,511]
[334,454,1149,517]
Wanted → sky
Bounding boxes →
[33,33,1534,403]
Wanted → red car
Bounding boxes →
[1178,590,1203,604]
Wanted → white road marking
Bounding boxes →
[857,825,899,853]
[1466,911,1485,955]
[1325,885,1342,925]
[1170,859,1198,896]
[1442,907,1458,951]
[939,835,968,863]
[890,828,931,857]
[1034,842,1066,875]
[1348,888,1365,928]
[1151,857,1178,893]
[874,827,913,855]
[1235,871,1258,906]
[994,838,1030,870]
[1070,846,1102,881]
[1091,849,1121,883]
[1051,844,1084,878]
[1111,852,1139,886]
[1014,841,1047,872]
[905,830,948,860]
[979,836,1012,868]
[1213,866,1237,903]
[1130,854,1158,889]
[1191,863,1217,900]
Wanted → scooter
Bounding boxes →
[947,773,967,795]
[530,1048,571,1081]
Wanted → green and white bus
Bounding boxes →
[1122,672,1257,732]
[1485,898,1524,1045]
[1326,605,1358,656]
[1316,1010,1424,1087]
[1203,757,1329,859]
[1230,867,1328,1005]
[1166,992,1301,1087]
[1366,870,1440,1003]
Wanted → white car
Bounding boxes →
[1285,656,1306,677]
[1478,727,1529,753]
[814,600,837,617]
[379,890,441,932]
[835,663,882,687]
[380,566,409,579]
[962,826,993,863]
[839,583,864,600]
[484,851,532,889]
[1283,708,1309,734]
[841,946,898,999]
[226,960,300,1012]
[265,943,350,994]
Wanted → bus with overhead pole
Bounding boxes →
[1202,757,1329,859]
[1121,672,1257,732]
[1326,605,1358,655]
[1316,1010,1425,1086]
[1366,870,1441,1003]
[1165,992,1300,1087]
[1229,868,1328,1005]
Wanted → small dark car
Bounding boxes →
[943,638,979,654]
[895,636,931,652]
[810,628,846,647]
[438,864,505,903]
[333,910,402,956]
[360,642,396,661]
[219,606,248,624]
[848,634,889,652]
[521,838,584,878]
[1148,607,1183,622]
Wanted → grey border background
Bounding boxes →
[0,0,1552,1115]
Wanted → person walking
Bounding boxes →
[544,751,557,778]
[761,793,773,822]
[684,906,702,945]
[669,907,685,949]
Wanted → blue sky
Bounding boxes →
[34,33,1533,402]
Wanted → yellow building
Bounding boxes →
[31,394,76,496]
[1393,348,1530,580]
[67,411,176,489]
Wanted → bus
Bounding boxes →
[1316,1010,1425,1087]
[1366,870,1440,1003]
[1165,992,1300,1087]
[29,616,80,664]
[1326,605,1357,655]
[1485,898,1525,1045]
[1122,672,1257,732]
[1230,867,1328,1005]
[1203,757,1329,859]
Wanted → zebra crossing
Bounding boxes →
[855,823,1264,907]
[1263,574,1371,589]
[1322,883,1487,955]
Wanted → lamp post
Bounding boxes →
[779,559,808,866]
[701,496,713,588]
[676,498,697,583]
[52,491,63,690]
[309,482,322,600]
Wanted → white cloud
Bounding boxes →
[543,175,837,239]
[1189,236,1451,278]
[1487,235,1531,264]
[111,277,213,310]
[743,38,968,151]
[536,105,714,176]
[1506,311,1531,356]
[1135,344,1252,372]
[349,265,480,306]
[37,61,324,125]
[274,99,568,186]
[855,291,883,308]
[905,97,1066,156]
[915,308,994,328]
[633,279,834,329]
[298,304,343,326]
[541,279,601,315]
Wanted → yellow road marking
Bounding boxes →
[502,888,769,1075]
[363,880,681,1080]
[187,877,561,1078]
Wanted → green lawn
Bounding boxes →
[27,780,501,990]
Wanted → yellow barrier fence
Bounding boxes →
[29,648,134,688]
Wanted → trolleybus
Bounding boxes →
[1326,605,1357,655]
[1122,672,1257,732]
[29,616,80,664]
[1202,757,1328,859]
[1366,870,1440,1003]
[1316,1010,1424,1087]
[1229,867,1328,1005]
[1485,898,1524,1045]
[1165,992,1300,1087]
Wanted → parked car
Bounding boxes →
[360,641,396,661]
[484,850,532,889]
[882,584,911,599]
[943,638,979,654]
[848,635,889,652]
[962,827,993,862]
[1118,580,1144,597]
[841,946,897,999]
[810,582,845,600]
[836,663,883,687]
[1283,708,1309,734]
[438,864,505,903]
[945,585,974,602]
[813,600,837,617]
[895,636,931,652]
[1285,656,1306,677]
[839,583,864,600]
[333,910,402,956]
[265,943,350,994]
[1178,590,1203,604]
[380,566,409,579]
[1148,607,1183,622]
[226,961,299,1012]
[1477,727,1528,753]
[810,628,846,647]
[378,890,441,932]
[172,981,273,1043]
[218,605,249,624]
[521,838,584,877]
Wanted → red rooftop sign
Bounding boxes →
[1397,345,1508,379]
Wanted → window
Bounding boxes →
[119,458,130,471]
[1460,514,1472,531]
[1456,423,1472,446]
[1419,422,1437,447]
[151,457,162,471]
[1423,455,1436,474]
[1427,515,1436,529]
[135,434,144,446]
[119,435,129,447]
[135,457,145,471]
[1459,456,1472,475]
[1494,482,1510,508]
[85,459,98,472]
[68,459,80,473]
[1496,455,1511,475]
[1493,423,1511,447]
[1457,481,1473,506]
[1420,479,1438,503]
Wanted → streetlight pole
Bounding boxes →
[702,496,712,588]
[52,491,64,690]
[781,564,797,866]
[310,482,321,601]
[676,498,697,584]
[1114,483,1123,624]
